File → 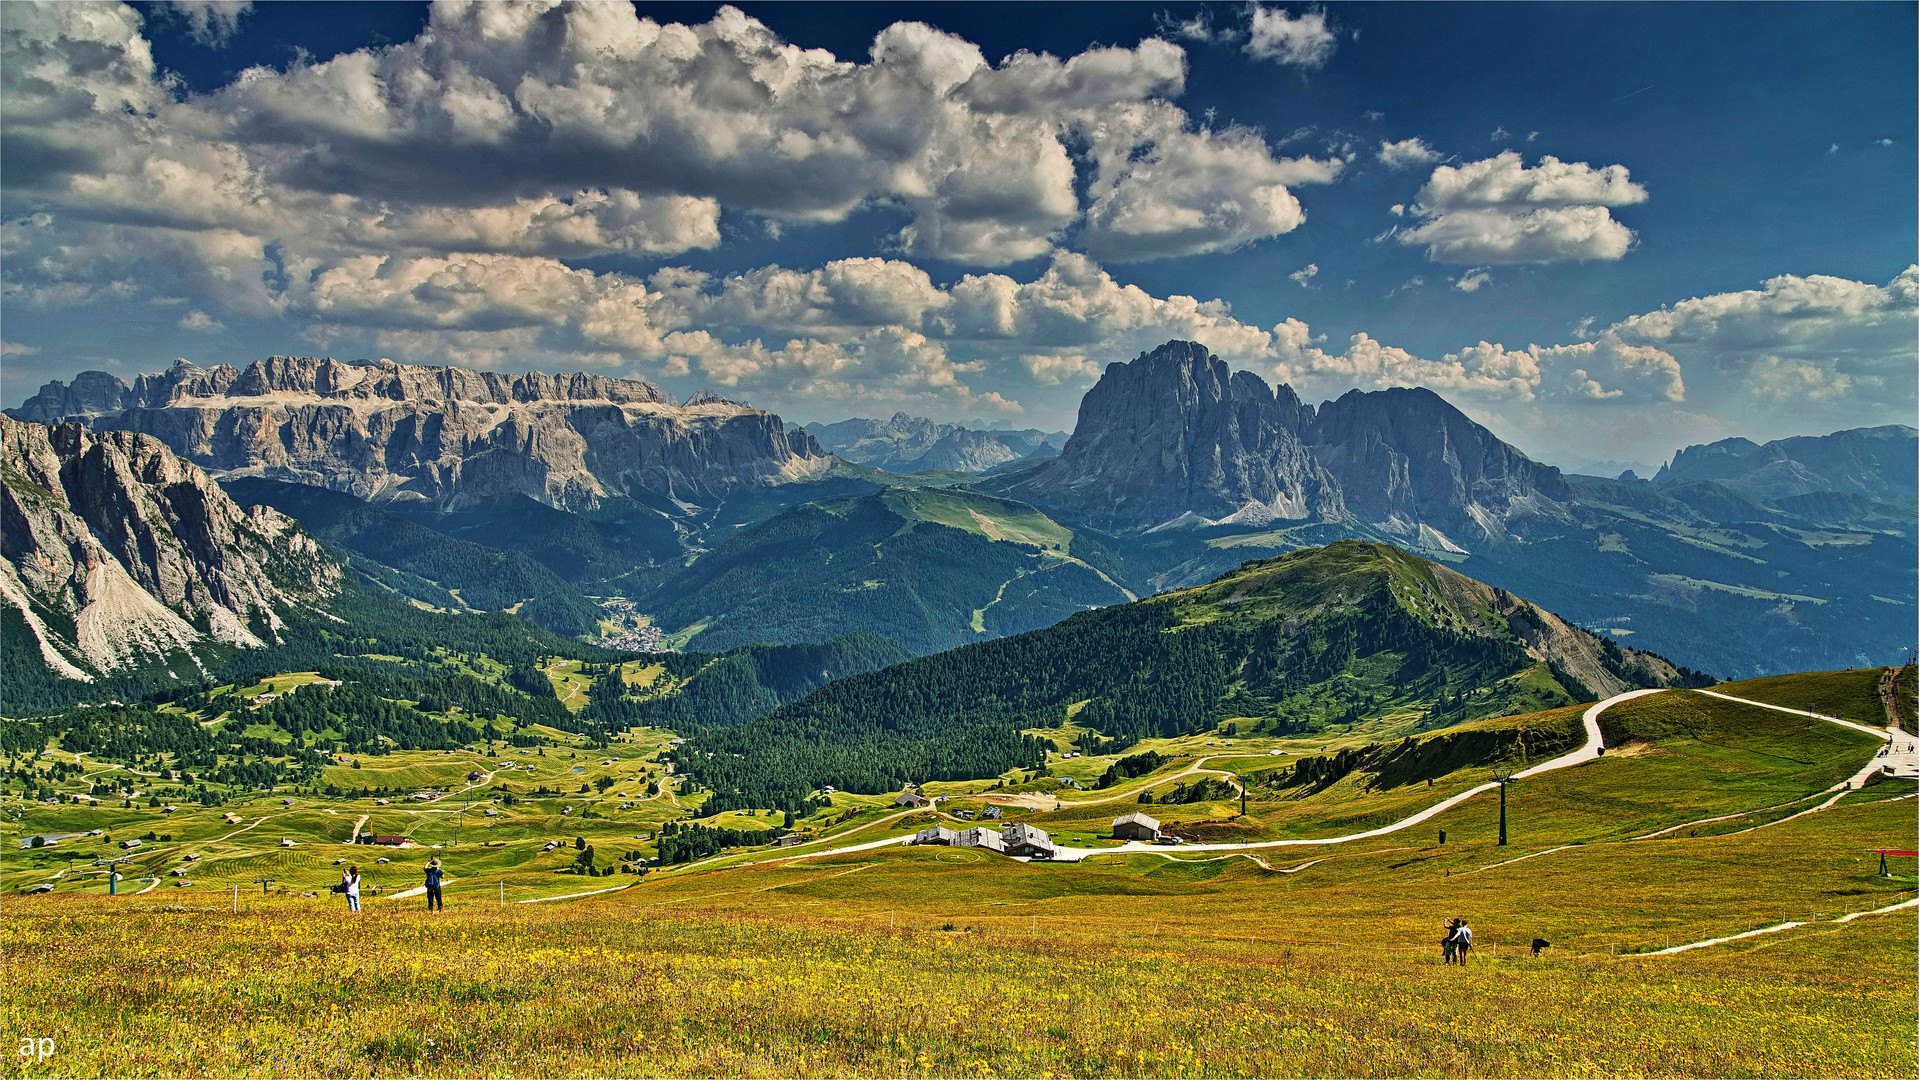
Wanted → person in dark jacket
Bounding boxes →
[424,858,445,911]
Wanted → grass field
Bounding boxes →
[1712,668,1898,726]
[5,672,1916,1077]
[3,796,1911,1079]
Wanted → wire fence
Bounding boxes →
[146,881,1913,963]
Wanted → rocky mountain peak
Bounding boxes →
[1,417,339,681]
[1011,340,1570,547]
[804,413,1065,474]
[1021,340,1341,528]
[1304,386,1571,548]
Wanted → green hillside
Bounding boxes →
[580,634,915,730]
[222,479,604,636]
[672,541,1704,813]
[640,488,1132,655]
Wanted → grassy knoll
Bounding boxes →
[3,799,1911,1079]
[1713,666,1898,725]
[541,657,596,712]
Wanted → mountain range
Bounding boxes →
[10,356,831,512]
[999,339,1568,549]
[1652,425,1916,503]
[804,414,1067,473]
[6,343,1913,685]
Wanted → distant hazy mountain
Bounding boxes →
[805,413,1066,473]
[639,486,1131,655]
[1654,426,1917,503]
[8,357,830,511]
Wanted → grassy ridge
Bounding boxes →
[1713,667,1900,725]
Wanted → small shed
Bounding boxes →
[777,834,805,847]
[1112,811,1161,841]
[912,826,959,846]
[980,805,1003,820]
[893,791,930,809]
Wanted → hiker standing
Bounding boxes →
[1454,919,1474,967]
[342,865,361,913]
[424,857,444,912]
[1441,918,1461,964]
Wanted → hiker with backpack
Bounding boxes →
[424,858,445,911]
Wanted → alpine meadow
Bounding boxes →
[2,3,1914,1079]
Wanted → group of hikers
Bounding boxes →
[1442,918,1474,964]
[1441,918,1553,963]
[336,858,445,912]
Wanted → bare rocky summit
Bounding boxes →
[1009,340,1570,549]
[11,357,830,511]
[1,418,339,679]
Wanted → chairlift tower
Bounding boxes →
[94,854,131,895]
[1491,770,1518,846]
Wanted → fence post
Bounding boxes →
[499,882,504,907]
[232,886,238,913]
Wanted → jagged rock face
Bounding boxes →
[1022,341,1342,527]
[1655,425,1918,502]
[9,357,830,511]
[805,413,1065,473]
[1305,387,1572,548]
[1016,341,1569,546]
[0,418,339,679]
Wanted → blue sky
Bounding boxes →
[3,1,1913,470]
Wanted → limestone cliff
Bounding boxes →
[1,418,339,680]
[10,357,831,511]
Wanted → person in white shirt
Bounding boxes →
[1453,920,1474,966]
[342,865,361,912]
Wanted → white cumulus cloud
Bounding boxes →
[177,308,224,332]
[1397,151,1648,264]
[1376,137,1441,170]
[166,1,252,46]
[1244,6,1338,68]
